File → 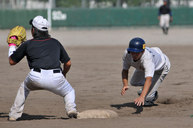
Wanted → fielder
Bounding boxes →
[7,16,77,121]
[158,0,173,35]
[121,37,170,106]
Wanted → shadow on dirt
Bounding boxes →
[0,112,69,121]
[111,102,158,114]
[0,112,8,118]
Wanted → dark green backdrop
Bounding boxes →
[0,7,192,29]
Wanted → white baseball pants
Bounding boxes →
[160,14,170,28]
[9,69,76,119]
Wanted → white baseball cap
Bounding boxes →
[30,16,49,31]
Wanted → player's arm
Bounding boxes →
[140,77,152,98]
[158,16,160,20]
[62,60,71,77]
[121,69,129,95]
[8,43,17,65]
[158,8,161,20]
[134,76,152,106]
[9,57,17,65]
[7,26,26,65]
[169,8,173,22]
[170,16,173,23]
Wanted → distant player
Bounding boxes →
[158,0,173,35]
[121,37,170,106]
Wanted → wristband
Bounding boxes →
[8,45,16,57]
[9,43,16,47]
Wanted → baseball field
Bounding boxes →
[0,26,193,128]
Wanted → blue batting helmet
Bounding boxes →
[127,37,146,53]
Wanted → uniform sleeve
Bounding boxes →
[10,42,27,63]
[122,50,130,70]
[169,8,172,16]
[158,7,161,16]
[143,56,155,78]
[59,43,70,63]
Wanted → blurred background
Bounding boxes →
[1,0,193,9]
[0,0,193,29]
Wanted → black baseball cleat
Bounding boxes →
[67,110,78,119]
[144,101,155,106]
[144,91,159,106]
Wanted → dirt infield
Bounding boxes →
[0,27,193,128]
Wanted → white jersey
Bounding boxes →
[122,47,167,78]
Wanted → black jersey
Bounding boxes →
[10,38,70,69]
[159,5,172,16]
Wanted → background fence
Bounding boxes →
[0,7,193,29]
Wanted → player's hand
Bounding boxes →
[121,85,129,95]
[134,96,145,106]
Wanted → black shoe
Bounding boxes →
[68,113,77,119]
[144,101,155,106]
[67,110,77,119]
[144,91,158,106]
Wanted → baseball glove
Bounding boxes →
[7,26,26,47]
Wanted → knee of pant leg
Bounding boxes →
[22,83,30,97]
[23,83,31,92]
[20,82,30,91]
[146,96,155,102]
[65,88,75,99]
[58,82,74,97]
[69,88,75,95]
[146,91,158,102]
[130,81,143,86]
[130,81,134,86]
[66,87,75,96]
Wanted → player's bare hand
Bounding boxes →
[134,96,145,106]
[121,86,129,95]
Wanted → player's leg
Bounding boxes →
[9,69,47,121]
[145,56,171,105]
[165,14,170,34]
[23,69,77,118]
[8,81,30,121]
[130,70,146,96]
[163,15,168,34]
[43,70,77,118]
[160,15,165,34]
[130,70,159,106]
[145,69,164,103]
[130,69,145,86]
[64,88,77,118]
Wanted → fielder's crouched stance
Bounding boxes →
[121,37,170,106]
[7,16,77,121]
